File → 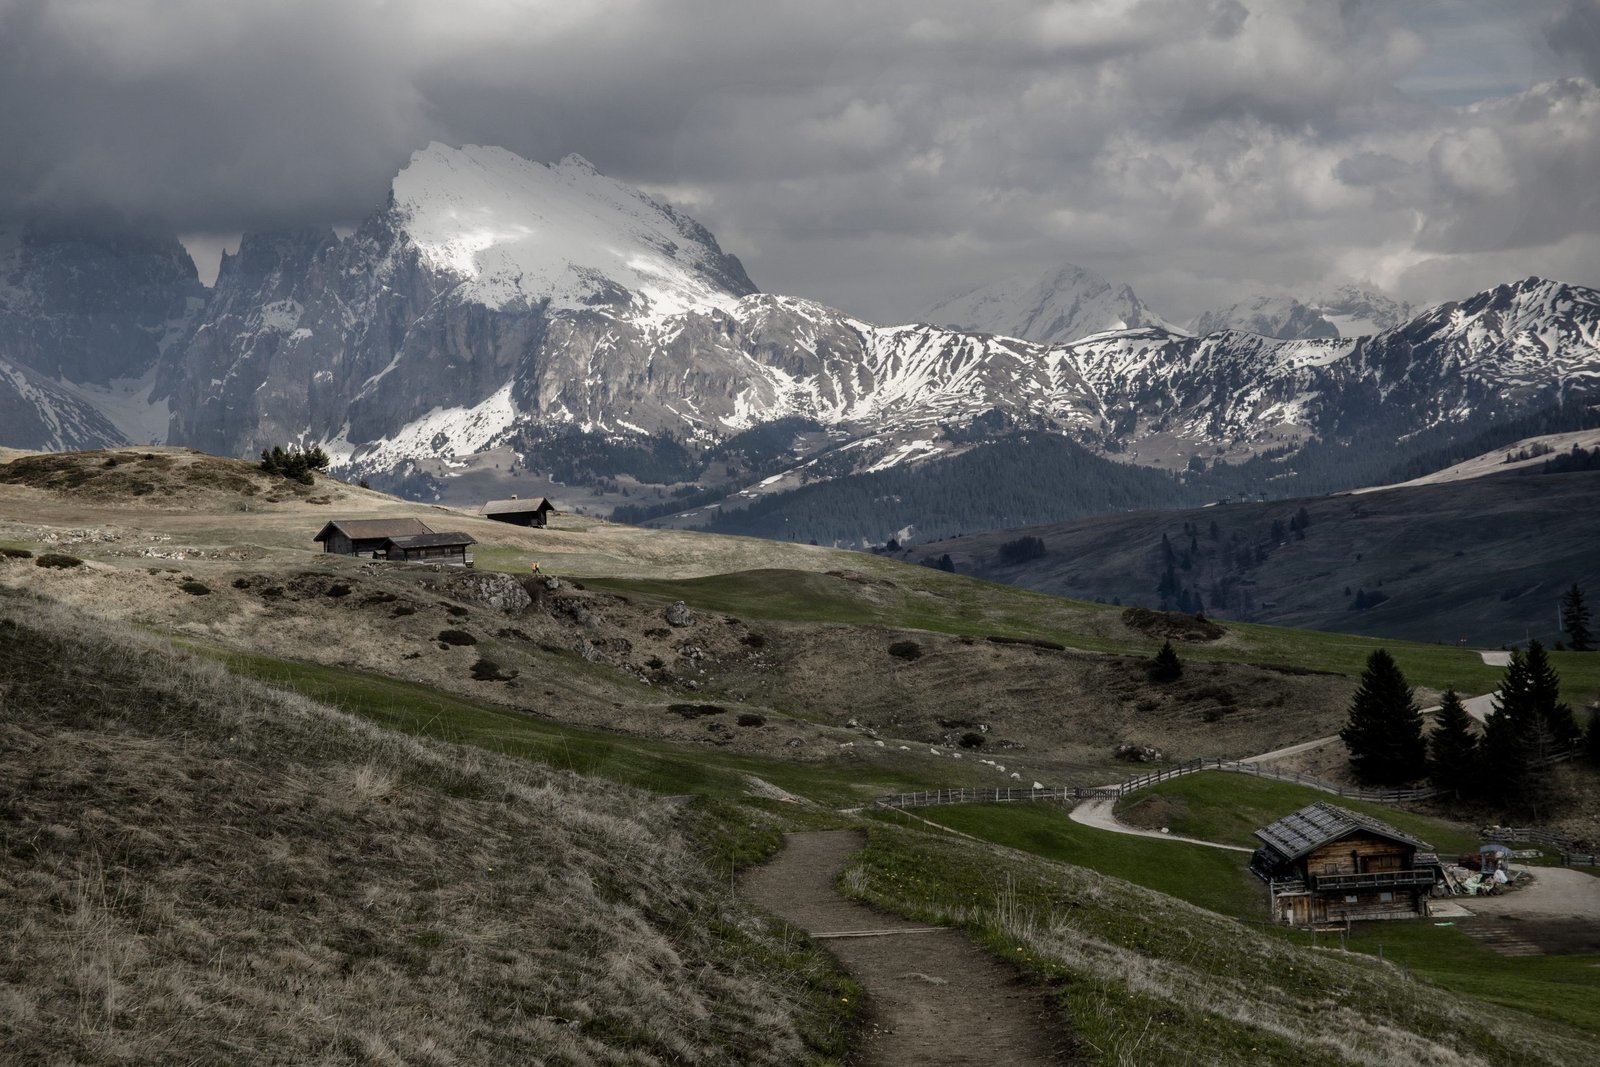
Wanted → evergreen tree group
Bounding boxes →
[1479,640,1578,815]
[259,444,331,485]
[1340,650,1426,785]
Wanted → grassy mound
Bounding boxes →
[0,593,851,1065]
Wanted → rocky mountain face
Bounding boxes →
[1,144,1596,536]
[1189,295,1340,340]
[921,263,1179,344]
[0,222,202,448]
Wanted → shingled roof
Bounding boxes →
[1254,801,1430,862]
[381,532,478,549]
[483,497,554,515]
[313,518,434,542]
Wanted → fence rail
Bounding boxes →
[873,757,1438,812]
[872,773,1600,870]
[1480,825,1599,867]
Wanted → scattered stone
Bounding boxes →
[1115,742,1166,763]
[664,600,695,627]
[457,572,533,613]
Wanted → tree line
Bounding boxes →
[1341,584,1596,817]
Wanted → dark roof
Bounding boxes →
[1254,802,1430,862]
[314,518,433,542]
[483,497,554,515]
[381,532,477,550]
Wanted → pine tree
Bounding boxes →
[1525,639,1578,748]
[1427,689,1479,800]
[1561,583,1592,652]
[1480,649,1551,815]
[1339,650,1426,785]
[1149,640,1183,682]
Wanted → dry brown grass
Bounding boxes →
[0,591,847,1065]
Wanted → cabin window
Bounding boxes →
[1343,895,1358,903]
[1379,892,1394,902]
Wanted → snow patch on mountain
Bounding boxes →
[922,263,1180,345]
[1309,283,1412,338]
[393,144,756,321]
[1190,295,1339,340]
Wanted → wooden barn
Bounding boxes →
[1250,802,1440,925]
[379,532,477,566]
[314,518,434,557]
[482,496,555,528]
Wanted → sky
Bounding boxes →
[2,0,1597,323]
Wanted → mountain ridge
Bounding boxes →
[0,145,1595,538]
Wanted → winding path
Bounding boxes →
[1068,684,1499,849]
[742,830,1069,1066]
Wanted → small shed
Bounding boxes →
[314,518,434,557]
[1250,802,1438,925]
[380,532,477,567]
[483,496,555,528]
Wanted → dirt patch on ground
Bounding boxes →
[1459,916,1600,956]
[1456,867,1600,956]
[742,831,1072,1066]
[1120,606,1226,642]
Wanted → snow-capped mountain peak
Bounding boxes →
[391,143,756,320]
[921,262,1180,345]
[1189,294,1339,340]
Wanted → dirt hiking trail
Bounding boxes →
[743,830,1070,1066]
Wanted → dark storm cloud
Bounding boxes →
[0,0,1593,319]
[1547,0,1600,81]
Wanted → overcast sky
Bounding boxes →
[2,0,1597,322]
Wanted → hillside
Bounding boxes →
[0,594,848,1065]
[4,446,1600,1065]
[903,469,1600,651]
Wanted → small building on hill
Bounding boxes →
[314,518,434,557]
[379,532,477,567]
[1250,802,1440,925]
[483,496,555,528]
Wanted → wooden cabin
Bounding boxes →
[483,496,555,528]
[379,532,476,566]
[1250,802,1439,925]
[314,518,435,557]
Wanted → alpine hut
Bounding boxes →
[1250,802,1441,925]
[482,496,556,528]
[313,518,435,557]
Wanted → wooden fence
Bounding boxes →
[1480,825,1597,867]
[872,756,1436,811]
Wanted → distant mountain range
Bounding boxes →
[1,143,1597,547]
[902,454,1600,648]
